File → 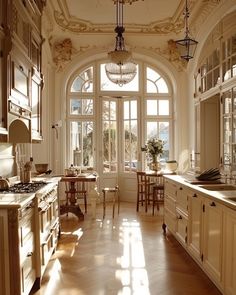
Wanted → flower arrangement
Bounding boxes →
[142,137,164,162]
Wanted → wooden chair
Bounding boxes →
[152,175,164,215]
[102,185,119,219]
[136,172,155,212]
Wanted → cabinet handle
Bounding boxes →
[19,65,24,72]
[192,193,197,198]
[27,252,33,257]
[210,202,216,207]
[178,215,182,219]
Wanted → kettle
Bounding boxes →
[0,176,10,191]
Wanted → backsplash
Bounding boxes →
[0,144,15,177]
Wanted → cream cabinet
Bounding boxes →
[164,177,224,293]
[202,198,223,289]
[188,191,202,262]
[224,207,236,295]
[0,199,36,295]
[163,178,177,234]
[175,185,189,246]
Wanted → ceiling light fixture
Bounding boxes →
[175,0,198,62]
[113,0,144,5]
[105,0,137,86]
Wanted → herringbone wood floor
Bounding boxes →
[31,202,222,295]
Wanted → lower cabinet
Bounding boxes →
[202,198,223,289]
[0,199,36,295]
[164,177,225,294]
[224,208,236,295]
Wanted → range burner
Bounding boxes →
[2,181,48,194]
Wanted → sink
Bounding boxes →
[200,184,236,191]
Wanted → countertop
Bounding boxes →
[0,176,61,209]
[164,174,236,210]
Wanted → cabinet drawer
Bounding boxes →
[164,195,176,214]
[21,257,36,295]
[164,180,177,200]
[164,208,176,233]
[176,213,188,245]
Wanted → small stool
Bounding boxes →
[102,185,119,219]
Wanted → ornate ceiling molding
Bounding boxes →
[54,10,184,35]
[52,0,222,36]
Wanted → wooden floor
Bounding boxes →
[31,202,222,295]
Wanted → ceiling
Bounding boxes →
[50,0,196,35]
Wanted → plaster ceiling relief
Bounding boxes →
[53,0,192,35]
[191,0,223,35]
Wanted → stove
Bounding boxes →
[1,181,48,194]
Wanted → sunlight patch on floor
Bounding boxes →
[115,218,150,295]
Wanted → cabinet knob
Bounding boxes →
[192,193,197,198]
[178,215,182,219]
[27,252,33,257]
[179,187,183,190]
[210,202,216,207]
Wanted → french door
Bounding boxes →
[98,96,139,201]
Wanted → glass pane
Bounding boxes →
[213,49,220,67]
[156,78,168,93]
[123,99,137,172]
[223,92,231,114]
[70,98,93,115]
[147,67,160,81]
[213,68,220,86]
[223,117,231,143]
[70,121,94,167]
[102,100,117,173]
[130,100,137,119]
[233,87,236,112]
[232,35,236,53]
[232,55,236,77]
[146,80,157,93]
[146,67,168,93]
[147,122,157,138]
[223,144,231,165]
[124,101,130,120]
[110,101,116,120]
[100,64,139,91]
[147,100,157,116]
[159,100,169,115]
[70,67,93,93]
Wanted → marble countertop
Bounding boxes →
[0,176,61,209]
[164,174,236,210]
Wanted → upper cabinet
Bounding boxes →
[193,12,236,173]
[0,0,45,143]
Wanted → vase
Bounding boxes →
[149,155,161,172]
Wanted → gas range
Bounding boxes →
[1,181,48,194]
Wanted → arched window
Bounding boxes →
[66,62,173,172]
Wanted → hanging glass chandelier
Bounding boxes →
[175,0,198,61]
[105,0,137,86]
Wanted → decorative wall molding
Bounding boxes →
[53,38,78,71]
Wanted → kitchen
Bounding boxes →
[0,0,236,294]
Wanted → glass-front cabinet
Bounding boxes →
[194,14,236,173]
[222,87,236,171]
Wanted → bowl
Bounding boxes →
[35,163,49,174]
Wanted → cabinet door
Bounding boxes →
[224,209,236,295]
[176,185,188,214]
[176,209,188,246]
[188,192,202,262]
[203,199,223,286]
